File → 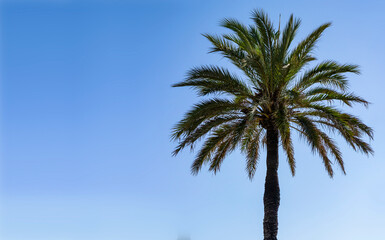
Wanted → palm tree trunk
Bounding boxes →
[263,125,280,240]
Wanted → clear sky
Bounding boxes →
[0,0,384,240]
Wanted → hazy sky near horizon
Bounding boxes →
[1,0,384,239]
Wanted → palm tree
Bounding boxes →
[171,10,373,240]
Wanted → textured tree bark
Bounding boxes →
[263,125,280,240]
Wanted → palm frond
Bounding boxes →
[294,61,360,91]
[293,115,334,177]
[171,98,242,141]
[285,23,331,81]
[241,126,263,179]
[276,103,296,175]
[221,18,255,53]
[191,120,246,174]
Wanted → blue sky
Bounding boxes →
[1,0,384,239]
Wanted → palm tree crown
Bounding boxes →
[171,10,373,179]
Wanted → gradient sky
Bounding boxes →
[1,0,384,240]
